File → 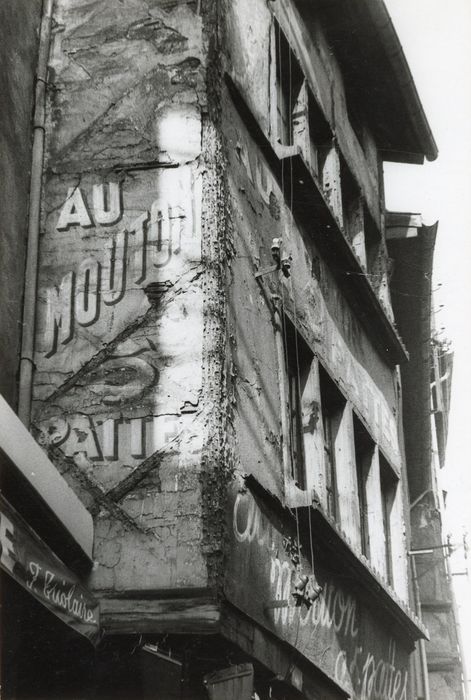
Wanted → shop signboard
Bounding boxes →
[0,495,100,645]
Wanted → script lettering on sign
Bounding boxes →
[0,497,100,644]
[230,491,409,700]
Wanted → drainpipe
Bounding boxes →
[18,0,54,427]
[410,553,431,700]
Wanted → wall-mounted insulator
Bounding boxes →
[281,255,292,278]
[271,237,281,265]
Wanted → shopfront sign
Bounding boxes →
[0,496,100,645]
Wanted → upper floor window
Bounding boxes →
[318,366,346,520]
[379,454,398,586]
[274,23,304,148]
[283,317,313,491]
[269,19,392,313]
[276,320,405,593]
[353,415,375,558]
[271,21,332,180]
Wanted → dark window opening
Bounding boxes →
[283,317,313,490]
[319,366,345,519]
[379,454,398,586]
[364,208,382,282]
[274,23,304,146]
[340,160,363,261]
[353,415,374,557]
[306,92,332,179]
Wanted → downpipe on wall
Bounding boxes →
[18,0,54,426]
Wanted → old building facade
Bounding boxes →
[387,213,466,700]
[1,0,465,698]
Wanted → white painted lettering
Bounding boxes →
[130,212,150,284]
[149,200,171,268]
[45,271,75,358]
[101,419,117,460]
[56,187,93,230]
[75,258,100,326]
[92,182,122,226]
[27,562,42,592]
[130,418,145,459]
[102,229,127,306]
[0,512,16,574]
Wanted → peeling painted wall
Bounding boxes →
[32,0,212,593]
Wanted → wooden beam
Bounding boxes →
[100,596,220,635]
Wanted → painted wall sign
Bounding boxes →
[45,182,191,357]
[35,167,201,375]
[33,167,203,497]
[0,496,100,645]
[226,489,410,700]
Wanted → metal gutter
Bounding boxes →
[18,0,54,427]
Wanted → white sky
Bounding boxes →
[383,0,471,685]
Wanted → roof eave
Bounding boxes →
[365,0,438,162]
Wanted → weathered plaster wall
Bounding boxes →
[0,1,41,408]
[223,91,402,494]
[32,0,212,593]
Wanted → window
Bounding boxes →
[282,318,313,490]
[271,20,343,223]
[319,366,345,519]
[274,23,304,147]
[364,209,381,277]
[306,93,332,180]
[340,161,363,262]
[379,454,398,586]
[353,416,374,557]
[271,21,333,178]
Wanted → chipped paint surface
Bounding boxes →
[32,0,210,592]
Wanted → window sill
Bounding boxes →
[225,74,408,367]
